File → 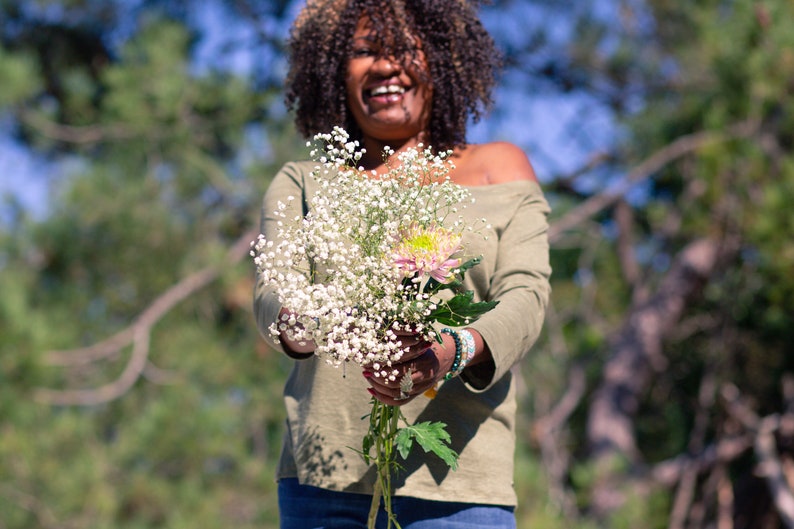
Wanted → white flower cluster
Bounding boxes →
[251,127,476,380]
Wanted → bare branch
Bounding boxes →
[650,435,754,487]
[721,383,761,430]
[587,237,724,463]
[143,361,181,385]
[545,150,614,196]
[756,415,794,528]
[716,465,734,529]
[722,383,794,528]
[20,108,137,145]
[614,200,646,301]
[43,327,135,366]
[42,266,219,367]
[549,120,758,243]
[35,228,258,406]
[534,364,587,438]
[36,325,152,406]
[667,373,717,529]
[783,374,794,414]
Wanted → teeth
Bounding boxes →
[370,85,406,96]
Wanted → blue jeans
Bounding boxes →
[278,478,516,528]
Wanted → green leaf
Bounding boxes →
[395,421,459,470]
[361,432,374,464]
[395,430,414,460]
[427,291,499,326]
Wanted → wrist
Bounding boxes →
[440,328,475,380]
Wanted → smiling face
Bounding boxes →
[345,16,433,152]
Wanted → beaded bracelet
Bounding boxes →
[457,329,476,372]
[441,328,463,381]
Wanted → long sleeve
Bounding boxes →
[252,161,316,353]
[462,181,552,391]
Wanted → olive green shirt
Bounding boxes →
[254,161,551,506]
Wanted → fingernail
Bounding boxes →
[367,388,377,396]
[362,370,373,378]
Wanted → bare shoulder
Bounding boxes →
[452,142,538,186]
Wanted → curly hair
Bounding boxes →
[284,0,501,152]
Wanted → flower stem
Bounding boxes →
[366,399,402,529]
[367,478,381,529]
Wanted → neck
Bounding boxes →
[359,134,428,173]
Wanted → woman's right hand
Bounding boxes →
[277,307,316,358]
[363,329,453,406]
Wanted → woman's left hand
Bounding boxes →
[364,330,456,405]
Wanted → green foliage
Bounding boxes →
[0,47,38,105]
[427,290,499,327]
[605,487,670,529]
[0,2,295,527]
[395,421,458,469]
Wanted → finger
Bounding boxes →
[364,373,393,392]
[393,347,430,364]
[395,349,441,381]
[367,375,438,406]
[364,369,411,396]
[397,337,434,357]
[366,366,437,404]
[394,337,432,352]
[368,387,415,406]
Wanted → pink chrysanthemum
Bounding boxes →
[393,223,462,284]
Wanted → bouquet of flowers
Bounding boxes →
[251,127,496,528]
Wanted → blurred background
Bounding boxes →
[1,0,793,527]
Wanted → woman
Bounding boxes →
[254,1,551,527]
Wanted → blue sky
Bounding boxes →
[0,120,54,220]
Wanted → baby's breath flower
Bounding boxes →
[252,127,490,375]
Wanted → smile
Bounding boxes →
[368,84,406,97]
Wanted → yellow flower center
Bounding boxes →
[406,232,437,252]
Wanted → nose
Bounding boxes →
[372,54,402,75]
